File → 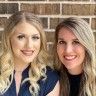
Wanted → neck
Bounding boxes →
[13,58,30,73]
[68,66,83,75]
[14,62,30,73]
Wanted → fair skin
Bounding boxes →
[10,22,60,96]
[46,81,60,96]
[57,27,85,75]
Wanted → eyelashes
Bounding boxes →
[58,40,66,44]
[17,35,25,40]
[57,40,80,45]
[17,35,40,40]
[32,36,40,40]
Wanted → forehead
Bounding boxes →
[58,27,76,39]
[12,21,40,35]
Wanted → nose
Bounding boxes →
[65,44,73,54]
[25,38,32,48]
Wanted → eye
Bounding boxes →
[17,35,25,40]
[32,36,40,40]
[58,40,66,44]
[73,40,80,45]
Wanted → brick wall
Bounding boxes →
[0,0,96,53]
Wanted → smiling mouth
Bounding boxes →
[21,50,34,56]
[64,55,77,61]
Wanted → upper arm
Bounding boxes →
[46,81,60,96]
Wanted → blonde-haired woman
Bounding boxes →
[0,11,60,96]
[53,17,96,96]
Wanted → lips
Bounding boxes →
[64,55,77,61]
[21,50,34,56]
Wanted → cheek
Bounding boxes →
[81,49,86,60]
[77,46,86,59]
[38,41,41,48]
[11,39,23,52]
[34,41,41,51]
[37,40,40,46]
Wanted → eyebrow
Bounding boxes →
[17,33,40,36]
[58,38,64,40]
[58,38,78,41]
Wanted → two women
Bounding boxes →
[0,10,95,96]
[54,17,96,96]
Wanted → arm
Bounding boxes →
[46,81,60,96]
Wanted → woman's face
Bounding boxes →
[10,22,40,65]
[57,27,85,74]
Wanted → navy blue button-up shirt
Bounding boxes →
[1,66,59,96]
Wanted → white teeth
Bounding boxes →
[64,56,76,60]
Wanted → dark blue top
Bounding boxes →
[1,66,59,96]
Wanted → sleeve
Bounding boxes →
[38,66,60,96]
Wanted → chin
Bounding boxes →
[65,65,75,70]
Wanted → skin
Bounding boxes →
[57,27,85,75]
[47,81,60,96]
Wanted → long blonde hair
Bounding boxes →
[54,17,96,96]
[0,11,49,96]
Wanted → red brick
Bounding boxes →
[45,31,55,42]
[0,17,7,28]
[21,4,60,15]
[91,18,96,30]
[40,17,48,29]
[0,3,18,14]
[62,4,96,15]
